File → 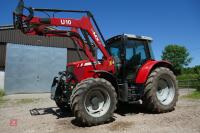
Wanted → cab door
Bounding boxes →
[124,39,150,82]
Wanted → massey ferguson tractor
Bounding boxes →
[14,0,178,126]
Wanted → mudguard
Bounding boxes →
[50,71,65,100]
[91,70,118,90]
[135,60,174,84]
[50,76,58,100]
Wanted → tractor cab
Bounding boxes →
[106,34,154,82]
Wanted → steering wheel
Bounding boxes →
[14,0,34,33]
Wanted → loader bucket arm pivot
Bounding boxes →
[14,0,34,33]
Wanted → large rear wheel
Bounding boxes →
[70,78,117,126]
[143,67,178,113]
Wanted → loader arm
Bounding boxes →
[14,7,112,64]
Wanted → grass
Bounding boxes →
[0,89,6,107]
[1,98,39,107]
[0,89,5,97]
[16,98,39,104]
[0,90,40,107]
[182,91,200,99]
[0,98,8,107]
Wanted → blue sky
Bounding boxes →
[1,0,200,67]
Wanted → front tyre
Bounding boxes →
[51,76,70,112]
[54,90,70,112]
[70,78,117,126]
[143,67,178,113]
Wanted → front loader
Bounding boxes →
[13,0,178,126]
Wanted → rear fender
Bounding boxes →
[135,60,174,84]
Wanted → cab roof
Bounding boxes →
[106,33,153,44]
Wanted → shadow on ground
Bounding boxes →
[30,107,73,118]
[71,103,151,127]
[29,103,151,127]
[115,102,151,116]
[71,117,116,127]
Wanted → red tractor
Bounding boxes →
[14,0,178,126]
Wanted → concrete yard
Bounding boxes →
[0,89,199,133]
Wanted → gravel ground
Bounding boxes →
[0,89,199,133]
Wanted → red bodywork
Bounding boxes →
[135,60,173,84]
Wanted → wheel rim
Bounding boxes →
[84,87,111,118]
[156,75,175,105]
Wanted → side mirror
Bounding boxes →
[14,0,24,15]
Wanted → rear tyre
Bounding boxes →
[70,78,117,126]
[143,67,178,113]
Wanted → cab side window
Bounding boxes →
[125,40,148,80]
[125,40,147,66]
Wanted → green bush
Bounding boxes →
[177,74,198,80]
[0,89,5,97]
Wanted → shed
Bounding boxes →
[0,25,87,94]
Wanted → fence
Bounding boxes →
[178,79,200,90]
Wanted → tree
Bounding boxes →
[161,45,192,74]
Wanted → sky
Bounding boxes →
[0,0,200,67]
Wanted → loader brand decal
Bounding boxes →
[109,60,113,66]
[92,29,100,42]
[60,19,72,25]
[78,61,101,67]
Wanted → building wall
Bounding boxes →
[4,44,67,94]
[0,29,76,48]
[0,29,88,69]
[67,48,87,63]
[0,71,4,90]
[0,43,6,70]
[0,28,91,94]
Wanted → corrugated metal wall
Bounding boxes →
[5,44,67,94]
[0,29,88,69]
[67,49,87,63]
[0,29,76,48]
